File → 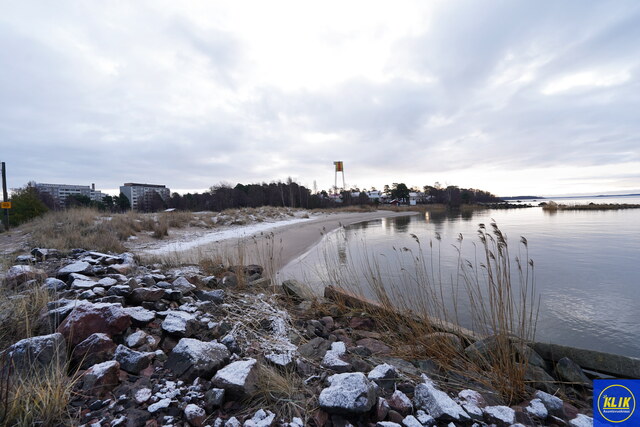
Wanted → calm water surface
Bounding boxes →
[280,196,640,357]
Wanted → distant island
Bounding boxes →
[500,196,545,200]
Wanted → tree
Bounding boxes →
[114,192,131,211]
[391,183,410,202]
[8,184,49,226]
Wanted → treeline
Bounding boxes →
[421,185,502,206]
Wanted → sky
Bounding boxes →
[1,1,639,197]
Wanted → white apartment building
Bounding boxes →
[119,183,170,209]
[35,182,104,207]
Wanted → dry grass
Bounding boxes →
[0,285,54,353]
[318,222,539,403]
[0,356,78,426]
[248,364,313,421]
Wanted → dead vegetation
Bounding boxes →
[317,222,539,403]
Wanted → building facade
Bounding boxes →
[35,182,104,208]
[119,183,170,210]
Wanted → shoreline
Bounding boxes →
[140,210,419,271]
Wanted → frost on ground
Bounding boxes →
[137,210,314,256]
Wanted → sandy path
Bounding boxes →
[144,210,417,271]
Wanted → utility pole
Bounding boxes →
[1,162,9,231]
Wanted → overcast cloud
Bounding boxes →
[1,0,639,196]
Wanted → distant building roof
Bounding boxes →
[122,183,167,188]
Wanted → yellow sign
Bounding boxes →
[1,202,11,209]
[334,161,344,172]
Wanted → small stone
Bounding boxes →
[165,338,230,381]
[170,277,196,294]
[126,330,152,348]
[114,345,153,374]
[534,390,565,417]
[388,390,413,416]
[204,388,225,412]
[368,363,398,391]
[525,398,548,419]
[212,358,259,398]
[162,310,196,336]
[57,261,92,277]
[457,389,485,420]
[298,337,332,360]
[569,414,593,427]
[43,277,67,291]
[148,398,171,413]
[322,341,351,373]
[184,404,206,427]
[483,405,515,426]
[128,287,165,304]
[134,387,152,404]
[319,372,376,415]
[415,410,435,426]
[413,376,470,422]
[244,409,276,427]
[356,338,391,355]
[123,306,156,325]
[82,360,121,397]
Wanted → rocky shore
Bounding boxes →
[1,248,602,426]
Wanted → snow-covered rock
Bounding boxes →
[57,302,131,346]
[388,390,413,416]
[114,344,153,374]
[413,375,470,423]
[534,390,564,416]
[569,414,594,427]
[319,372,376,415]
[135,388,152,404]
[82,360,120,397]
[161,310,196,336]
[525,398,548,419]
[244,409,275,427]
[4,265,47,287]
[123,306,155,325]
[457,389,485,420]
[4,332,67,373]
[148,398,172,413]
[166,338,230,381]
[401,415,423,427]
[322,341,351,373]
[212,358,259,398]
[58,261,92,276]
[368,363,398,390]
[483,405,515,426]
[184,404,206,427]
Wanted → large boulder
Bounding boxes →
[165,338,230,381]
[318,372,376,415]
[57,303,131,346]
[413,376,470,423]
[3,333,67,374]
[556,357,592,387]
[212,358,259,398]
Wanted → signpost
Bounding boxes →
[1,162,9,231]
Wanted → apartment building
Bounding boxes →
[35,182,104,208]
[119,183,170,209]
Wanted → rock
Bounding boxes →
[299,337,332,360]
[244,409,275,427]
[415,410,435,426]
[4,332,67,374]
[483,405,515,426]
[457,389,485,420]
[161,310,196,336]
[556,357,592,387]
[82,360,121,397]
[58,261,92,277]
[376,397,390,421]
[15,254,36,263]
[184,404,206,427]
[194,289,225,304]
[356,338,391,355]
[388,390,413,416]
[525,398,548,419]
[97,277,118,287]
[114,345,153,374]
[424,332,464,353]
[4,265,47,288]
[108,263,134,275]
[265,351,295,367]
[165,338,230,381]
[368,363,398,391]
[57,302,131,346]
[43,277,68,291]
[72,333,116,369]
[401,415,423,427]
[134,387,152,404]
[282,279,314,301]
[534,390,565,417]
[349,316,375,330]
[225,417,241,427]
[148,398,172,413]
[212,358,259,398]
[123,306,156,325]
[413,376,470,423]
[525,365,559,394]
[221,272,238,287]
[322,341,351,373]
[169,277,196,294]
[126,330,153,348]
[376,423,401,427]
[128,287,165,304]
[569,414,593,427]
[31,247,61,260]
[319,372,376,415]
[72,278,98,289]
[204,388,225,412]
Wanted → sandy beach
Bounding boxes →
[140,210,417,271]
